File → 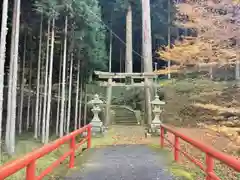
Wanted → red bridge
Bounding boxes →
[0,124,239,180]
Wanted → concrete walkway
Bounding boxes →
[66,144,174,180]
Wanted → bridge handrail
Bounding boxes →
[0,124,92,180]
[160,124,240,180]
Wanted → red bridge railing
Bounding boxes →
[0,124,92,180]
[160,124,240,180]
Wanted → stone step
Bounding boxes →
[115,119,138,124]
[115,118,137,121]
[114,111,134,114]
[114,112,134,116]
[112,106,138,125]
[115,115,135,118]
[114,121,139,125]
[112,108,134,112]
[114,116,136,119]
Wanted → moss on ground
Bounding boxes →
[1,141,71,179]
[0,133,87,180]
[149,143,240,180]
[149,144,198,180]
[91,128,116,147]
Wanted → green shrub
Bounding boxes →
[171,167,194,180]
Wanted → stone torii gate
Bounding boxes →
[94,71,162,126]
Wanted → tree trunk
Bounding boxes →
[5,0,21,154]
[74,60,80,130]
[88,71,93,83]
[60,16,68,137]
[45,18,55,144]
[64,54,69,133]
[66,53,73,133]
[83,81,87,126]
[78,77,83,128]
[31,102,34,126]
[0,0,9,148]
[109,29,112,73]
[120,46,122,73]
[142,0,153,125]
[64,100,67,133]
[42,19,50,143]
[38,92,42,136]
[26,53,33,131]
[167,0,171,79]
[34,13,43,139]
[56,43,63,135]
[38,57,44,137]
[18,31,26,134]
[125,3,133,74]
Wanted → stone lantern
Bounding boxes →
[88,94,104,135]
[150,94,165,135]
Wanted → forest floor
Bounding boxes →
[163,78,240,154]
[161,78,240,179]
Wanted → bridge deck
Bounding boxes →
[66,144,174,180]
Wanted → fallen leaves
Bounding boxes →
[205,124,240,145]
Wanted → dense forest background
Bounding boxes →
[0,0,179,155]
[1,0,177,77]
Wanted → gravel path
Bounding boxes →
[66,144,174,180]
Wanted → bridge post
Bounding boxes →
[26,160,36,180]
[87,125,92,149]
[206,154,214,180]
[174,136,180,162]
[160,126,164,148]
[69,137,76,168]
